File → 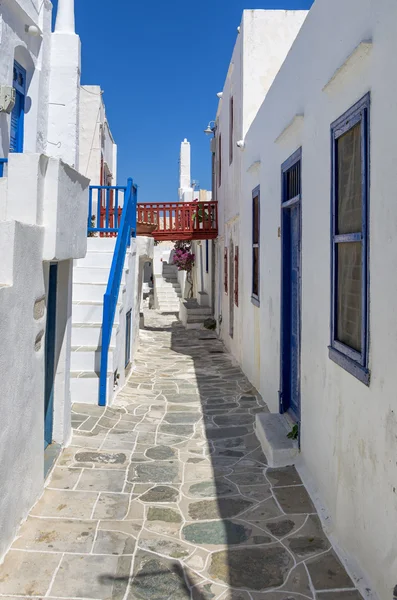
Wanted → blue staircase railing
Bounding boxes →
[88,184,128,235]
[0,158,8,178]
[98,178,137,406]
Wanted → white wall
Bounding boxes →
[214,1,397,598]
[79,86,117,185]
[0,221,46,558]
[0,0,52,158]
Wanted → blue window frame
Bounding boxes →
[10,61,26,153]
[329,93,370,385]
[252,186,260,306]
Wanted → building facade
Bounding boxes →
[0,0,90,558]
[211,3,397,598]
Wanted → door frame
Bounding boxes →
[44,263,58,449]
[279,148,302,421]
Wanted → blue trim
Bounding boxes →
[0,158,8,177]
[280,147,302,421]
[252,185,260,302]
[44,263,58,449]
[10,62,26,153]
[205,240,209,273]
[328,346,370,385]
[330,93,370,384]
[99,178,137,406]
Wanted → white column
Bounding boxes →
[54,0,75,33]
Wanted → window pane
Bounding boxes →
[336,242,362,352]
[253,247,259,297]
[253,196,259,244]
[337,123,362,234]
[286,161,301,201]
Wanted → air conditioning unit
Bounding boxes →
[0,86,16,114]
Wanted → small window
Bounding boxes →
[229,96,234,165]
[330,93,370,385]
[224,247,228,293]
[234,246,239,306]
[252,186,260,306]
[218,134,222,187]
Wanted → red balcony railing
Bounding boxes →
[137,201,218,241]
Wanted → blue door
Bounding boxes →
[44,264,58,449]
[10,62,26,153]
[280,150,302,421]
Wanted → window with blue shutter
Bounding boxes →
[10,62,26,153]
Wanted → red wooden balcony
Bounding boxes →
[137,201,218,241]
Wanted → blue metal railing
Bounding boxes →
[0,158,8,178]
[88,184,127,235]
[98,178,137,406]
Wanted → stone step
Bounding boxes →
[71,346,116,372]
[156,291,182,298]
[71,323,117,347]
[87,237,117,252]
[72,301,121,325]
[74,266,127,285]
[70,371,113,405]
[255,413,299,468]
[75,252,126,269]
[73,282,124,303]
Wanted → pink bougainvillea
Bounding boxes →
[172,242,195,272]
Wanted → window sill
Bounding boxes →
[328,346,370,386]
[251,296,260,308]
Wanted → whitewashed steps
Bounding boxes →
[70,372,113,405]
[71,322,118,347]
[71,346,116,373]
[72,301,121,325]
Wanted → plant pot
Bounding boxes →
[137,222,157,236]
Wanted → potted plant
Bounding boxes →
[136,221,157,235]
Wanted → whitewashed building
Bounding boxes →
[0,0,89,559]
[79,85,117,187]
[211,3,397,598]
[71,87,153,405]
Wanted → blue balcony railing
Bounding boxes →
[98,178,137,405]
[0,158,8,178]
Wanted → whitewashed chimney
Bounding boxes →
[178,138,193,202]
[47,0,81,169]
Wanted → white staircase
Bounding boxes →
[155,263,182,313]
[71,237,125,405]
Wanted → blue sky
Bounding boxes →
[53,0,314,202]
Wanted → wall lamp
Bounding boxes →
[204,121,217,136]
[25,24,41,36]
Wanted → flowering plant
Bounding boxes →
[172,242,195,272]
[172,241,195,298]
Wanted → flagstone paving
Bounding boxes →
[0,311,364,600]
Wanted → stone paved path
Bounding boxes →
[0,311,364,600]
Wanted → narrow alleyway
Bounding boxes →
[0,311,363,600]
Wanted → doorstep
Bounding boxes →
[44,442,62,480]
[254,412,299,468]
